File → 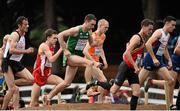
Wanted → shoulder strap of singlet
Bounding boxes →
[79,26,83,32]
[136,33,144,58]
[14,31,20,42]
[174,36,180,49]
[6,31,21,59]
[136,33,143,45]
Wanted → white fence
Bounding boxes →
[19,83,178,105]
[19,83,87,103]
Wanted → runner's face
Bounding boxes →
[50,34,58,45]
[86,20,96,31]
[100,22,109,33]
[167,20,176,33]
[144,25,154,37]
[19,20,29,33]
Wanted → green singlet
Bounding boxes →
[63,27,90,66]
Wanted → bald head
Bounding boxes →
[97,19,109,34]
[98,19,109,27]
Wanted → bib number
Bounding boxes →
[75,39,88,51]
[95,47,101,56]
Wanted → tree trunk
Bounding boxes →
[44,0,64,77]
[142,0,159,20]
[44,0,56,28]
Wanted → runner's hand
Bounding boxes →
[134,64,140,74]
[152,58,160,67]
[93,61,102,68]
[102,62,108,69]
[167,60,172,70]
[64,49,71,58]
[26,47,34,54]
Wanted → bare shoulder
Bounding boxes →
[153,29,162,35]
[39,43,48,53]
[130,34,141,41]
[11,32,19,37]
[132,34,141,38]
[146,29,162,44]
[3,34,11,43]
[39,43,48,49]
[59,25,80,37]
[70,25,80,32]
[3,34,10,40]
[10,32,19,41]
[127,34,141,46]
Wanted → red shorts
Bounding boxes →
[33,67,51,86]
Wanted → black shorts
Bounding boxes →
[1,58,9,73]
[114,61,139,86]
[9,60,25,74]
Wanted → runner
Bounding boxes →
[29,29,64,106]
[110,18,154,110]
[1,16,34,109]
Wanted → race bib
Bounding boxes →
[156,43,166,56]
[95,47,101,56]
[156,36,168,56]
[75,39,88,51]
[45,61,52,67]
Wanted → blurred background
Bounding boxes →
[0,0,180,81]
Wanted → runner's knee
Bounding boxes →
[14,86,19,94]
[168,78,174,86]
[110,89,116,95]
[132,90,140,97]
[110,85,119,94]
[30,78,34,83]
[63,81,71,88]
[88,61,94,67]
[8,85,19,93]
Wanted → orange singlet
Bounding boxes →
[88,32,106,62]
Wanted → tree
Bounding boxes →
[142,0,159,20]
[44,0,64,77]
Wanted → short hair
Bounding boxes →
[84,14,97,22]
[163,16,176,23]
[141,19,154,27]
[44,28,57,39]
[16,16,28,25]
[98,19,108,27]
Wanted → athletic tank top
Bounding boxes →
[123,34,145,68]
[88,32,106,62]
[67,27,90,56]
[174,36,180,54]
[33,46,54,76]
[172,37,180,62]
[3,31,25,62]
[153,29,170,57]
